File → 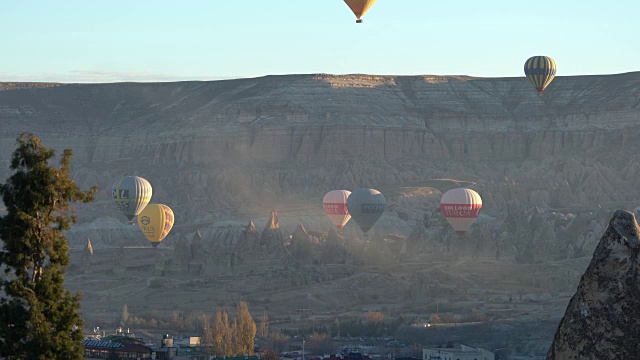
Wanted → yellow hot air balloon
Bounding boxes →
[137,204,174,247]
[344,0,377,23]
[524,56,557,96]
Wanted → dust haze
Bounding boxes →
[2,73,640,356]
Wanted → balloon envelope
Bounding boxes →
[344,0,377,21]
[137,204,174,247]
[347,188,386,234]
[112,176,152,222]
[524,56,557,96]
[440,188,482,238]
[323,190,351,231]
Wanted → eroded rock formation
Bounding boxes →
[235,220,260,265]
[260,210,286,253]
[80,239,94,270]
[173,235,192,265]
[547,210,640,359]
[1,74,638,261]
[190,231,206,263]
[289,224,313,264]
[321,228,347,264]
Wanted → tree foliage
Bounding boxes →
[0,133,97,359]
[233,301,257,355]
[208,302,257,357]
[366,311,384,324]
[258,311,270,339]
[121,304,129,327]
[212,308,234,356]
[308,332,332,355]
[265,332,290,354]
[260,349,280,360]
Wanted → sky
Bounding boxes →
[1,0,639,83]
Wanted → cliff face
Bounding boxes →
[2,73,639,164]
[1,73,640,253]
[547,210,640,359]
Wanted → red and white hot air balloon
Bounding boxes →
[323,190,351,231]
[440,188,482,238]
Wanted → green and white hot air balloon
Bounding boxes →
[111,176,152,223]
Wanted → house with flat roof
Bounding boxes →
[423,343,494,360]
[84,339,153,359]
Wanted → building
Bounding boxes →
[84,339,153,359]
[323,351,374,360]
[423,343,494,360]
[174,336,202,348]
[150,334,217,360]
[171,335,209,360]
[151,335,179,360]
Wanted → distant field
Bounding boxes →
[67,244,588,355]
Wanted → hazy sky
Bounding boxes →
[1,0,638,82]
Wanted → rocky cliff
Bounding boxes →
[547,210,640,359]
[1,73,639,258]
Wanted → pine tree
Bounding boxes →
[0,133,97,359]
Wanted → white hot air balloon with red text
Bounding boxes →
[440,188,482,238]
[323,190,351,232]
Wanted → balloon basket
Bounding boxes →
[356,19,363,23]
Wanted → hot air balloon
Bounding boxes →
[112,176,152,223]
[440,188,482,238]
[347,188,386,236]
[524,56,557,96]
[323,190,352,232]
[137,204,174,247]
[344,0,377,23]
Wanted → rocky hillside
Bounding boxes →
[547,210,640,359]
[1,73,640,258]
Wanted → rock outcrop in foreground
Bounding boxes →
[547,210,640,359]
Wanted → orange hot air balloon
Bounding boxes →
[344,0,377,23]
[323,190,351,232]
